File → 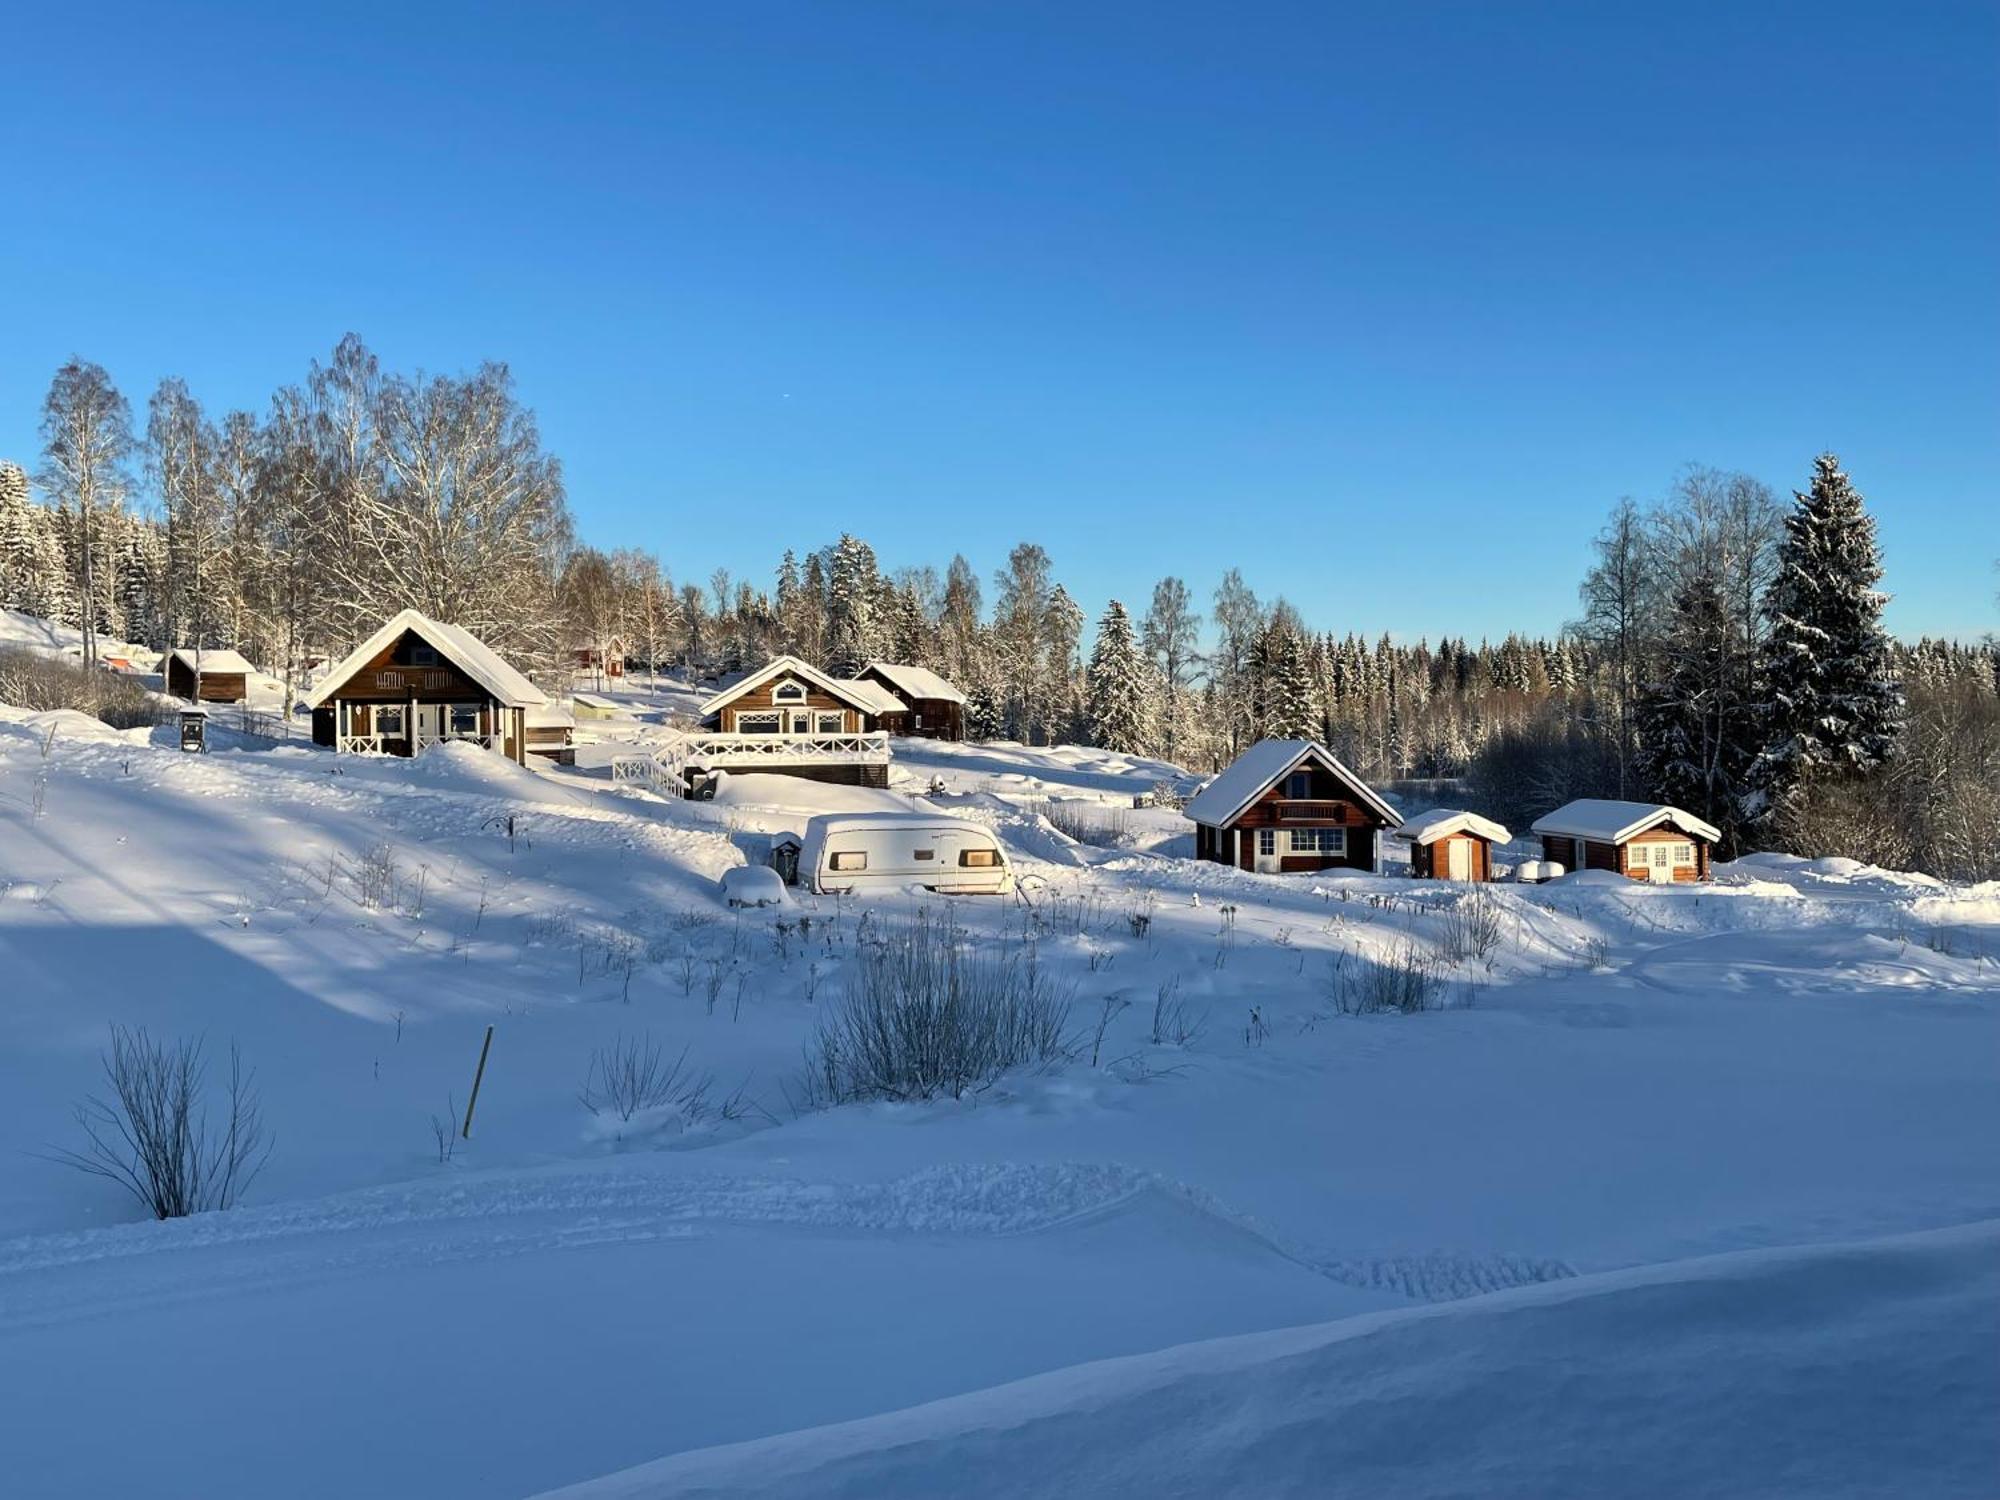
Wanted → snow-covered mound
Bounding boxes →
[538,1219,2000,1500]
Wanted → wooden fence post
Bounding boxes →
[460,1024,495,1139]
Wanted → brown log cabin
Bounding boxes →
[305,609,548,765]
[855,662,968,741]
[691,655,909,788]
[1529,800,1720,883]
[161,648,252,704]
[1185,739,1400,874]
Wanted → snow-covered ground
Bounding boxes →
[2,667,1997,1498]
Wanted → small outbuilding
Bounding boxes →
[1530,799,1720,884]
[161,648,253,704]
[1184,739,1401,874]
[572,692,624,721]
[1393,809,1512,882]
[856,662,969,740]
[525,705,576,764]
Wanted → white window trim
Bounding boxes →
[1258,828,1277,855]
[771,681,807,703]
[736,711,782,733]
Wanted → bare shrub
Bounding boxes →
[349,843,398,910]
[801,908,1075,1104]
[1330,946,1446,1015]
[1149,975,1205,1046]
[1436,885,1505,965]
[50,1027,270,1218]
[578,1033,716,1124]
[429,1096,460,1163]
[1035,799,1133,848]
[0,646,165,729]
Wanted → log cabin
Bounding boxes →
[687,655,908,788]
[161,648,253,704]
[1393,809,1511,881]
[1529,799,1719,883]
[856,662,968,740]
[1184,739,1401,874]
[305,609,548,765]
[574,635,626,679]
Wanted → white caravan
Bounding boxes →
[799,813,1014,896]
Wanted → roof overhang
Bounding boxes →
[698,656,886,718]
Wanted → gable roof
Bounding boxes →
[304,609,547,710]
[837,677,909,717]
[698,655,890,718]
[160,647,255,676]
[1393,809,1512,846]
[1529,799,1721,846]
[1183,739,1400,829]
[863,662,968,705]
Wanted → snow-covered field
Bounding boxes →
[2,668,1997,1498]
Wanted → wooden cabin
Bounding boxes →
[574,635,626,679]
[1394,809,1511,881]
[856,662,968,740]
[525,705,576,764]
[305,609,547,765]
[161,648,253,704]
[571,692,624,721]
[1184,739,1400,874]
[686,655,907,788]
[1530,800,1719,883]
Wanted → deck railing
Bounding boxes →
[675,730,891,767]
[337,733,386,755]
[1270,799,1347,821]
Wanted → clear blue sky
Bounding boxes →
[3,1,1994,641]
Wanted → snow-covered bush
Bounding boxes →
[578,1033,715,1125]
[0,646,161,729]
[50,1027,270,1219]
[1436,885,1505,965]
[801,909,1075,1105]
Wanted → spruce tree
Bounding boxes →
[1755,454,1902,806]
[1636,569,1755,843]
[1085,600,1156,754]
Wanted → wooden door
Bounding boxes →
[1447,839,1471,880]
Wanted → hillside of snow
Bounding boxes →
[2,665,1997,1498]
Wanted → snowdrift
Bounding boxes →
[535,1219,2000,1500]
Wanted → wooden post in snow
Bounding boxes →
[461,1025,495,1139]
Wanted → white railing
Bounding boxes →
[414,732,498,753]
[676,730,891,767]
[337,734,386,754]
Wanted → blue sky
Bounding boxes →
[2,1,1994,641]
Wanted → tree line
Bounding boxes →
[2,336,1995,876]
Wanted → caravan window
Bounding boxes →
[913,848,935,861]
[830,851,867,871]
[959,849,997,868]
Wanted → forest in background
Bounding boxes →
[2,336,1995,877]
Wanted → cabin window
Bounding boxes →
[449,705,481,735]
[737,712,782,735]
[830,851,867,871]
[913,848,935,861]
[377,706,406,736]
[959,849,998,867]
[1258,829,1277,856]
[1672,842,1695,866]
[411,645,438,668]
[1289,827,1346,855]
[816,712,845,733]
[1284,772,1311,799]
[773,681,806,703]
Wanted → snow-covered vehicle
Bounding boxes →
[799,812,1014,896]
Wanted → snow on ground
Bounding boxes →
[536,1218,2000,1500]
[2,670,1998,1497]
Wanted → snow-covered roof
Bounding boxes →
[698,655,889,718]
[304,609,547,710]
[525,705,574,729]
[1182,739,1401,829]
[836,677,909,717]
[1530,799,1721,846]
[1392,809,1512,845]
[160,647,255,675]
[571,693,622,711]
[863,662,968,705]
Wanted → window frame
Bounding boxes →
[1257,828,1277,856]
[736,711,783,735]
[410,645,438,668]
[448,704,482,736]
[376,705,406,737]
[829,850,867,872]
[772,680,807,703]
[959,848,998,868]
[816,712,845,733]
